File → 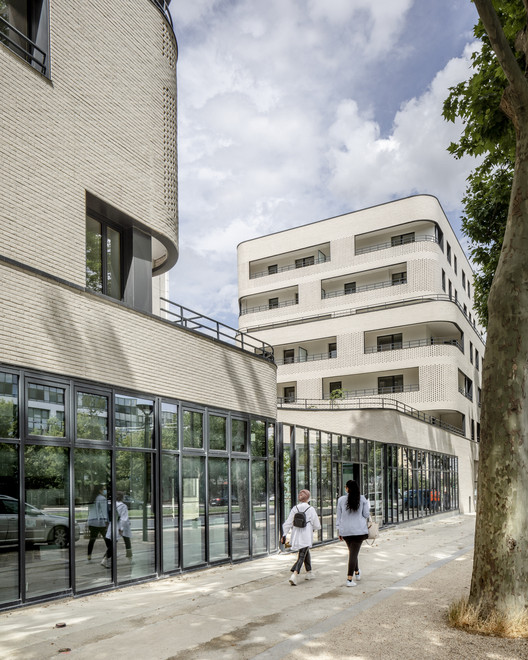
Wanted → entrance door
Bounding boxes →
[342,463,361,491]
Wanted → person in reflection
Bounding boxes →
[336,480,369,587]
[101,491,132,568]
[86,485,110,561]
[281,489,321,586]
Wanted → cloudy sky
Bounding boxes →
[167,0,481,329]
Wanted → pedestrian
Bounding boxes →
[281,489,321,586]
[101,491,133,567]
[86,484,110,561]
[336,479,369,587]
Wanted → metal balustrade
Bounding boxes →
[240,298,298,316]
[458,387,473,401]
[322,384,419,399]
[151,0,174,28]
[355,234,438,255]
[250,255,330,280]
[0,16,47,75]
[160,297,274,362]
[276,396,465,436]
[275,351,337,366]
[322,277,406,299]
[365,336,463,353]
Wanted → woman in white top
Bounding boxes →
[101,491,133,567]
[336,480,370,587]
[281,489,321,586]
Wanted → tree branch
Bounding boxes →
[473,0,528,104]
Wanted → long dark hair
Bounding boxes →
[345,480,361,512]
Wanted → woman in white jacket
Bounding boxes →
[281,489,321,586]
[336,480,370,587]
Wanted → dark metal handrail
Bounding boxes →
[275,351,337,366]
[240,298,298,316]
[160,297,274,362]
[355,234,438,255]
[277,396,465,436]
[250,255,330,280]
[365,337,463,353]
[151,0,174,28]
[458,387,473,401]
[0,16,47,74]
[323,384,419,399]
[322,277,406,299]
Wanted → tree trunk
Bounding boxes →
[469,115,528,617]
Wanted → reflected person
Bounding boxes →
[101,491,132,567]
[86,485,110,561]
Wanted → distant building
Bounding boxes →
[238,195,484,524]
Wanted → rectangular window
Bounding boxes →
[86,215,122,300]
[462,271,466,288]
[0,371,18,438]
[391,232,415,247]
[231,418,248,452]
[377,333,402,351]
[344,282,356,295]
[0,0,49,75]
[267,264,278,275]
[378,375,403,394]
[468,282,471,298]
[209,414,227,451]
[28,383,65,437]
[475,349,479,371]
[448,280,452,300]
[328,342,337,358]
[455,289,458,303]
[268,297,279,309]
[329,381,342,395]
[295,256,315,268]
[283,386,295,403]
[183,410,203,449]
[392,272,407,285]
[161,402,178,450]
[115,396,154,448]
[454,255,458,274]
[251,419,266,457]
[446,242,452,264]
[76,392,108,442]
[283,349,295,364]
[442,269,446,292]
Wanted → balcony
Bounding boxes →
[0,15,47,75]
[275,351,337,366]
[355,234,438,256]
[365,336,463,354]
[323,384,419,399]
[322,275,407,299]
[240,298,298,316]
[250,255,330,280]
[249,243,330,280]
[458,387,473,402]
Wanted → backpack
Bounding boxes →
[293,505,311,528]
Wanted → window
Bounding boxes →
[183,410,203,449]
[0,0,49,75]
[392,272,406,285]
[378,375,403,394]
[86,215,122,299]
[268,297,279,309]
[283,349,295,364]
[462,271,466,288]
[471,419,475,441]
[344,282,356,295]
[446,242,451,264]
[76,392,108,442]
[27,383,65,437]
[0,371,18,438]
[377,334,402,351]
[283,386,295,403]
[267,264,278,275]
[468,282,471,298]
[469,342,473,364]
[475,349,479,371]
[454,255,458,274]
[231,419,248,452]
[329,381,342,395]
[448,280,452,300]
[463,303,467,316]
[391,232,414,247]
[209,414,227,451]
[328,342,337,358]
[295,256,314,268]
[454,289,458,303]
[441,269,446,292]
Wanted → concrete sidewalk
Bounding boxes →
[1,514,527,659]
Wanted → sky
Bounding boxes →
[167,0,482,329]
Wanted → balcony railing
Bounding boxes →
[365,337,463,353]
[151,0,174,28]
[0,16,47,75]
[275,351,337,366]
[250,255,330,280]
[240,298,298,316]
[160,297,274,362]
[322,384,419,399]
[355,234,438,256]
[458,387,473,402]
[322,277,407,299]
[276,396,465,436]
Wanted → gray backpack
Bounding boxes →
[293,505,312,528]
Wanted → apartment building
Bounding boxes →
[238,195,484,522]
[0,0,277,610]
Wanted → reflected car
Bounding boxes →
[0,495,80,548]
[209,495,238,506]
[122,495,143,510]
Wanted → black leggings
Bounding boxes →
[343,535,367,577]
[290,546,312,573]
[87,525,108,556]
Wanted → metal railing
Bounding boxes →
[275,351,337,366]
[277,396,465,436]
[365,336,463,353]
[458,387,473,402]
[160,297,274,362]
[0,16,47,75]
[250,255,330,280]
[322,277,406,299]
[355,234,438,256]
[151,0,174,28]
[240,298,298,316]
[323,384,419,399]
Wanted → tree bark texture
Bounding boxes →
[470,0,528,617]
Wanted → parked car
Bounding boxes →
[122,495,143,510]
[0,494,80,548]
[209,494,238,506]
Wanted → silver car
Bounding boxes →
[0,495,80,548]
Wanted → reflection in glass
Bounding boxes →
[268,461,276,550]
[282,426,292,520]
[250,420,266,457]
[24,445,71,598]
[267,424,275,457]
[86,216,102,292]
[209,415,226,451]
[251,461,266,555]
[161,403,178,450]
[208,458,229,562]
[0,443,19,604]
[309,430,320,543]
[115,395,153,448]
[231,459,249,559]
[115,451,155,582]
[231,419,247,453]
[106,226,121,299]
[183,411,203,449]
[321,433,332,541]
[0,372,18,438]
[76,392,108,442]
[74,449,112,591]
[295,429,308,494]
[28,383,65,437]
[182,456,205,567]
[161,453,179,572]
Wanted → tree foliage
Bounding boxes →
[442,1,525,325]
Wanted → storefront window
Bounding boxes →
[0,443,19,604]
[181,456,205,567]
[250,420,266,457]
[0,372,18,438]
[76,392,108,442]
[209,415,226,451]
[251,460,267,555]
[161,453,179,572]
[231,459,249,559]
[183,411,203,449]
[161,402,178,450]
[208,457,229,561]
[27,383,65,437]
[231,419,248,453]
[115,396,153,448]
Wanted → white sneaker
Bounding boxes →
[100,557,110,568]
[289,573,298,586]
[355,570,361,581]
[305,572,314,581]
[346,580,357,587]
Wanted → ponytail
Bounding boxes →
[345,480,361,512]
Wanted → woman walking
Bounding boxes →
[281,489,321,585]
[336,480,369,587]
